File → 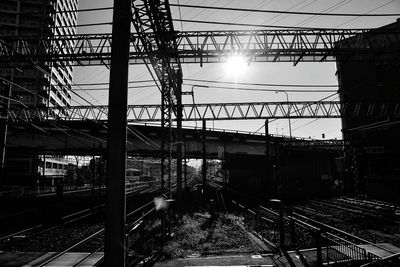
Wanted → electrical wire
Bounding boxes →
[184,78,338,88]
[32,65,95,107]
[172,18,367,30]
[185,84,337,93]
[277,94,340,134]
[0,75,49,102]
[11,7,113,15]
[253,92,339,134]
[264,0,316,26]
[72,85,157,91]
[170,3,400,17]
[72,80,155,87]
[335,0,395,28]
[14,4,400,17]
[293,0,354,27]
[50,22,112,29]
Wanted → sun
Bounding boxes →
[225,54,248,77]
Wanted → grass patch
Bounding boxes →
[163,212,259,258]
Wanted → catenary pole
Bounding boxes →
[105,0,131,266]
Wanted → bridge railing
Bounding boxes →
[136,122,344,144]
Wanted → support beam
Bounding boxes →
[202,120,207,195]
[105,0,131,266]
[265,119,272,197]
[9,101,400,123]
[0,79,11,185]
[176,70,183,207]
[3,29,400,66]
[184,138,187,190]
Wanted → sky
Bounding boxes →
[73,0,400,140]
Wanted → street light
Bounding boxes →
[275,90,292,140]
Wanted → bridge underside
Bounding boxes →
[6,121,340,158]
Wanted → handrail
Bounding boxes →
[360,252,400,267]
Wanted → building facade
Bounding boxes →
[1,0,78,185]
[0,0,77,108]
[336,19,400,200]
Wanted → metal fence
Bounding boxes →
[324,232,367,263]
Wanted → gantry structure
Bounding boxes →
[5,101,400,122]
[1,1,400,265]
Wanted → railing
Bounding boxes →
[229,197,373,267]
[367,251,382,261]
[324,232,367,263]
[0,184,93,197]
[361,252,400,267]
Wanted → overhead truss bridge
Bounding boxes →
[1,28,400,66]
[6,101,400,123]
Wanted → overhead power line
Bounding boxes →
[12,7,113,15]
[170,3,400,17]
[72,85,157,91]
[14,5,400,17]
[184,78,338,88]
[184,83,337,93]
[51,22,112,29]
[172,19,365,30]
[72,80,155,87]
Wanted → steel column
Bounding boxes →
[176,71,183,206]
[105,0,131,266]
[0,79,11,185]
[184,137,187,190]
[202,120,207,194]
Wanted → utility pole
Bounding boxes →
[105,0,131,266]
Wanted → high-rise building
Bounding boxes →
[0,0,78,108]
[0,0,78,185]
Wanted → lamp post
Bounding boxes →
[275,91,292,140]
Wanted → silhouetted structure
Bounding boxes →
[337,19,400,200]
[1,0,78,185]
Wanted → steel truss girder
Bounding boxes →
[6,101,400,123]
[1,29,399,66]
[131,0,182,196]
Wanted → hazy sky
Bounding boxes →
[73,0,400,139]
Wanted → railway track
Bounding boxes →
[210,184,400,265]
[31,200,156,267]
[337,197,400,217]
[0,186,161,253]
[309,199,400,224]
[0,180,163,243]
[16,175,198,266]
[340,197,400,212]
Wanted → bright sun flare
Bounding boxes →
[225,55,248,77]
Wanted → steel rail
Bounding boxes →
[311,199,400,223]
[291,211,397,254]
[35,198,156,267]
[212,184,398,260]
